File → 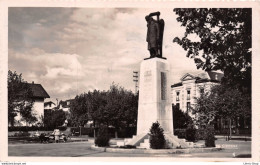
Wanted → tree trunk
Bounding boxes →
[229,118,232,140]
[93,120,96,138]
[115,131,118,139]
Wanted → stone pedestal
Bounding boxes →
[123,58,193,148]
[137,58,173,135]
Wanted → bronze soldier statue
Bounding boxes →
[145,12,165,58]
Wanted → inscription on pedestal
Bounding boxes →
[161,72,166,100]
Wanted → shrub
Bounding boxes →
[205,126,215,147]
[174,129,186,138]
[172,104,193,129]
[95,126,110,147]
[185,124,196,142]
[195,128,206,140]
[8,126,67,132]
[14,131,30,137]
[149,121,166,149]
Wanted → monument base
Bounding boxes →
[121,58,193,149]
[122,133,193,149]
[137,58,173,135]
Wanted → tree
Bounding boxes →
[95,126,110,147]
[44,109,66,129]
[68,83,138,138]
[173,8,251,92]
[172,104,192,129]
[87,90,109,127]
[192,84,251,138]
[105,84,138,138]
[8,70,35,126]
[69,94,89,127]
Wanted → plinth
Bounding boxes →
[125,57,192,148]
[137,57,173,135]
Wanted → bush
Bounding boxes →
[149,121,166,149]
[14,131,30,137]
[205,126,215,147]
[174,129,186,138]
[185,124,196,142]
[194,128,205,140]
[95,126,110,147]
[172,105,193,129]
[8,126,67,132]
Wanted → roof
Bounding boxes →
[58,99,74,109]
[207,71,224,81]
[28,83,50,98]
[171,71,223,88]
[44,101,55,107]
[171,82,182,88]
[195,78,220,84]
[180,73,197,81]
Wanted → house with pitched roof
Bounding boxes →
[44,101,56,110]
[15,82,50,126]
[171,71,224,114]
[57,99,74,112]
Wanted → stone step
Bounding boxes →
[125,133,148,146]
[116,141,125,147]
[124,138,132,143]
[143,139,149,143]
[138,142,150,149]
[188,142,194,148]
[137,138,150,149]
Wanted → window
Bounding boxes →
[187,102,190,112]
[200,88,204,94]
[187,90,190,100]
[176,92,180,101]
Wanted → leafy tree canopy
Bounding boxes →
[44,109,66,129]
[192,84,251,128]
[8,70,35,126]
[173,8,251,92]
[69,83,138,130]
[69,94,90,127]
[172,104,192,129]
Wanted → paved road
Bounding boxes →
[8,139,251,158]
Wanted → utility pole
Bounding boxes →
[133,71,139,94]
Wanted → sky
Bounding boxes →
[8,7,205,103]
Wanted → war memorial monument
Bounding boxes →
[117,12,193,149]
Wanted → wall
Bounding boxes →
[33,98,44,120]
[171,80,218,114]
[14,98,44,126]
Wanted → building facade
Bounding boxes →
[171,71,251,135]
[44,101,56,110]
[57,99,74,112]
[171,71,223,114]
[14,82,50,126]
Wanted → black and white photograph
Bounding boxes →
[0,1,259,162]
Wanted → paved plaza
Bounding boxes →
[8,137,251,158]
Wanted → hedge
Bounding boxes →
[69,127,136,138]
[8,126,67,132]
